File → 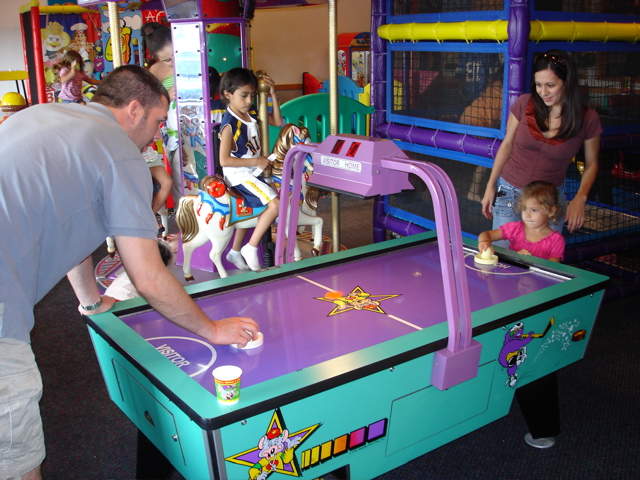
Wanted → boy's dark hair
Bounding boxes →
[91,65,169,110]
[219,68,257,105]
[158,241,173,267]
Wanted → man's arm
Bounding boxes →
[115,235,258,346]
[67,255,116,314]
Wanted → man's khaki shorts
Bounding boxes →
[0,330,46,479]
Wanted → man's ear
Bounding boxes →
[125,99,144,126]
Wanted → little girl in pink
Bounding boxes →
[57,50,100,104]
[478,180,565,262]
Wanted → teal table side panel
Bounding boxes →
[218,356,508,480]
[87,328,213,479]
[219,288,604,480]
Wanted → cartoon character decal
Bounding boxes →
[315,286,400,316]
[216,382,238,402]
[498,317,555,388]
[337,50,347,76]
[225,409,318,479]
[182,116,205,149]
[249,427,301,480]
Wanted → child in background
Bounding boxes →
[56,50,100,104]
[478,180,565,262]
[104,241,173,301]
[218,68,282,271]
[142,142,173,227]
[209,66,226,124]
[142,22,181,207]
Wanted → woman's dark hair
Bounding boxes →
[91,65,169,109]
[141,22,172,60]
[530,49,583,139]
[219,68,258,105]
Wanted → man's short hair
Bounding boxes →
[91,65,170,110]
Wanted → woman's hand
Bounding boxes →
[565,196,587,233]
[481,184,496,219]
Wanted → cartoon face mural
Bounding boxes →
[41,22,71,63]
[105,19,133,65]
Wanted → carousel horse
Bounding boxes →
[270,124,323,252]
[176,123,323,281]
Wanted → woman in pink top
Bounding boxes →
[56,50,100,104]
[481,50,602,241]
[478,180,565,262]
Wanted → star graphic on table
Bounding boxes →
[225,408,319,478]
[315,286,401,316]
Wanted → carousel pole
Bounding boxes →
[328,0,340,253]
[255,70,275,267]
[107,2,123,68]
[255,70,271,173]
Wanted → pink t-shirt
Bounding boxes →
[58,67,91,102]
[502,94,603,188]
[500,221,565,260]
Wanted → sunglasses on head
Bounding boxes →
[538,53,565,66]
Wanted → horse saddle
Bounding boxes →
[228,196,266,226]
[200,175,267,227]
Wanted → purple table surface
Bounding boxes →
[120,242,563,394]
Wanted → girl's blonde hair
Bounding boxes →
[516,180,563,223]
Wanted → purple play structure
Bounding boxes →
[368,0,640,299]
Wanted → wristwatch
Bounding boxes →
[80,297,103,311]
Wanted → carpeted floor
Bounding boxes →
[31,195,639,480]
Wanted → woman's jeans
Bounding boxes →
[492,177,567,248]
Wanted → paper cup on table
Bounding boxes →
[212,365,242,405]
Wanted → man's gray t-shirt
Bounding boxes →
[0,102,158,343]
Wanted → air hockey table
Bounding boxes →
[86,236,607,480]
[85,135,608,480]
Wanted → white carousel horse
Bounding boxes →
[176,124,323,281]
[270,125,323,253]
